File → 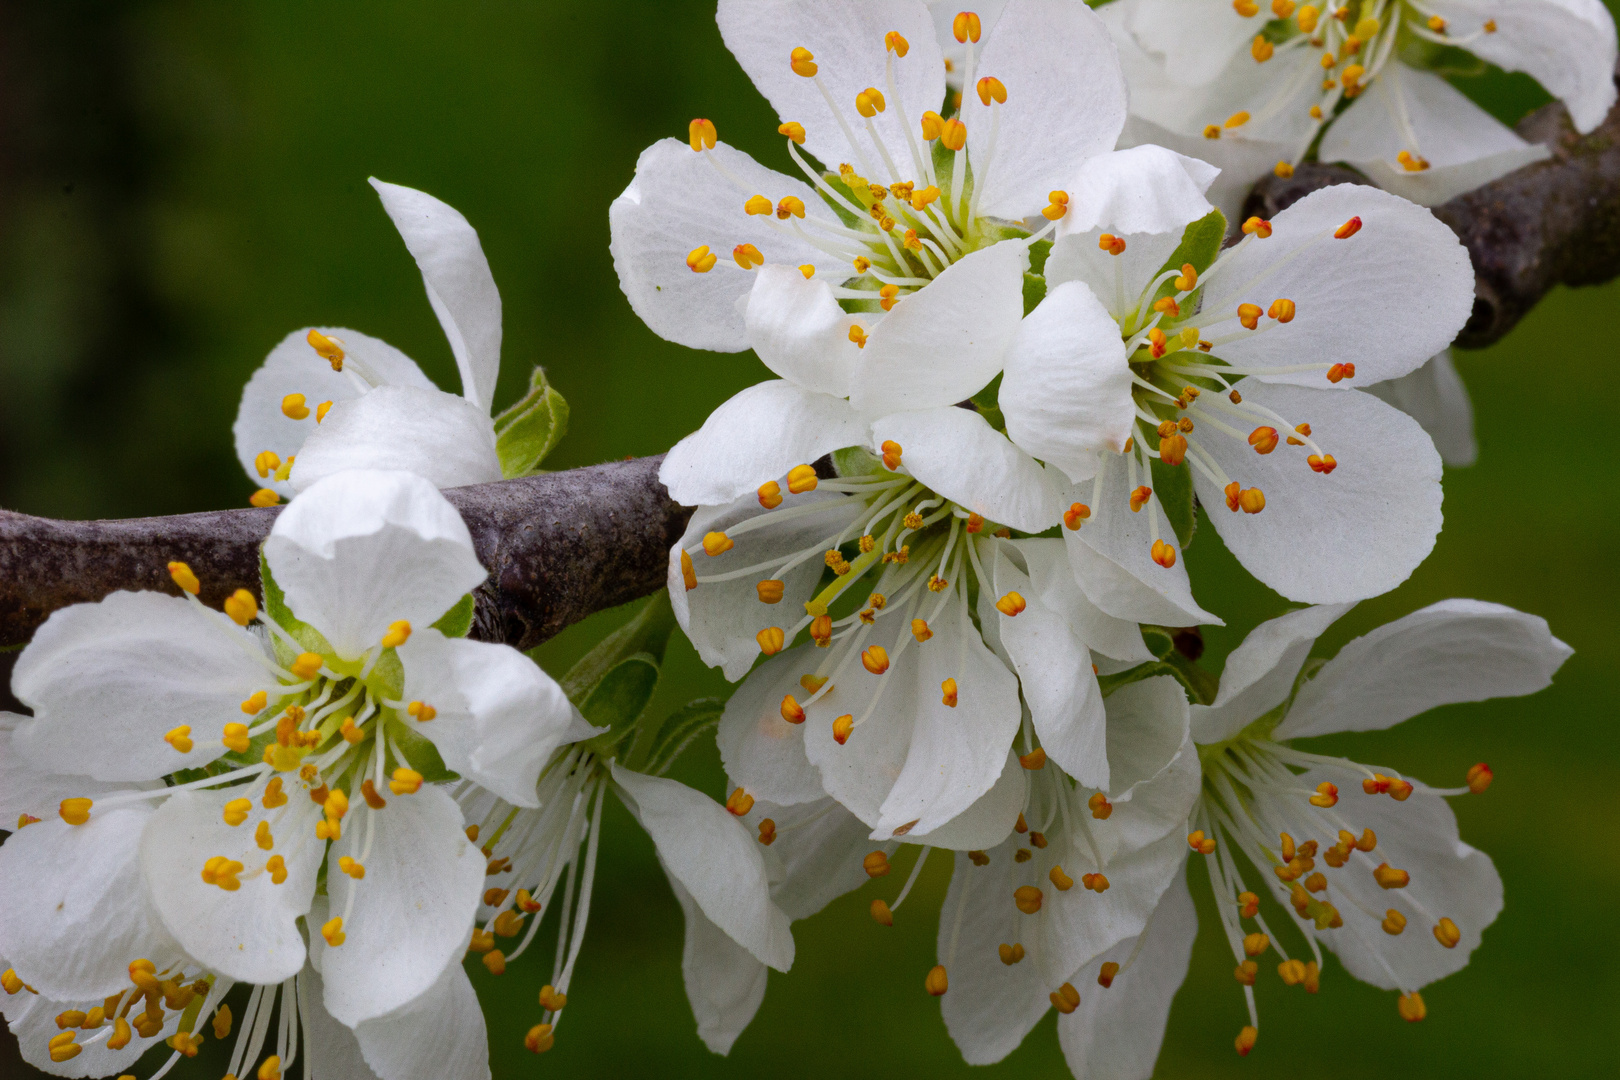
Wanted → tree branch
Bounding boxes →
[0,455,691,651]
[1244,72,1620,348]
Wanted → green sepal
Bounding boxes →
[1139,625,1177,660]
[494,366,570,478]
[833,445,882,478]
[817,172,867,229]
[1151,208,1227,308]
[638,697,726,775]
[1150,456,1198,550]
[258,550,330,664]
[431,594,476,639]
[390,720,455,784]
[1022,272,1047,317]
[1097,654,1217,706]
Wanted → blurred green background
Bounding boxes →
[1,1,1615,1077]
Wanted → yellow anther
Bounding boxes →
[261,777,287,809]
[1398,992,1427,1022]
[919,110,944,142]
[732,243,765,270]
[940,117,967,151]
[0,969,22,995]
[60,797,93,825]
[163,725,194,754]
[313,399,333,424]
[991,942,1024,966]
[377,619,413,650]
[770,196,805,222]
[685,245,716,273]
[1298,4,1319,31]
[1428,14,1446,32]
[1252,35,1274,61]
[755,481,784,512]
[799,264,816,279]
[249,488,281,508]
[1050,982,1081,1014]
[1243,932,1270,957]
[1238,487,1267,514]
[1279,958,1308,985]
[855,87,887,117]
[55,1009,88,1029]
[321,916,345,947]
[1019,748,1046,771]
[935,677,957,708]
[1397,149,1431,172]
[1272,0,1296,15]
[49,1035,82,1063]
[223,798,253,827]
[166,561,202,596]
[289,652,322,680]
[281,393,310,421]
[862,850,891,878]
[1342,34,1363,55]
[860,645,890,674]
[1434,917,1461,948]
[1233,0,1259,14]
[305,328,346,371]
[785,463,818,494]
[1187,830,1216,855]
[1151,539,1177,569]
[1241,216,1273,238]
[1266,297,1297,324]
[338,855,366,880]
[744,194,773,217]
[1341,63,1365,89]
[219,588,259,627]
[810,614,833,646]
[993,591,1026,617]
[1203,124,1221,139]
[254,450,281,479]
[884,29,910,55]
[790,45,817,77]
[975,76,1007,107]
[1049,865,1075,892]
[1233,959,1259,985]
[1354,16,1379,38]
[249,821,272,853]
[1169,264,1198,294]
[389,768,424,796]
[1374,862,1410,889]
[725,787,755,817]
[756,626,785,656]
[688,118,716,152]
[702,531,734,557]
[752,579,786,606]
[525,1022,556,1053]
[1272,160,1296,180]
[832,713,855,744]
[1061,502,1092,532]
[1080,872,1110,893]
[323,789,349,821]
[911,185,940,211]
[778,694,807,725]
[1127,485,1152,514]
[952,10,981,41]
[201,855,245,891]
[1382,908,1407,935]
[920,963,949,998]
[1014,885,1043,914]
[1467,762,1494,793]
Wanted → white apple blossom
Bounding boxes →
[609,0,1126,363]
[0,469,591,1080]
[1001,177,1474,620]
[233,180,506,502]
[1104,0,1617,214]
[681,458,1156,841]
[1047,598,1569,1073]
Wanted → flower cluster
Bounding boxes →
[0,0,1599,1077]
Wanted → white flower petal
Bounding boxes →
[674,488,864,681]
[1366,350,1477,468]
[352,958,492,1080]
[10,592,270,781]
[0,714,138,824]
[1002,279,1134,478]
[1199,184,1475,385]
[1114,0,1260,87]
[659,381,871,507]
[1191,384,1443,604]
[1058,145,1217,239]
[0,808,183,999]
[988,542,1108,788]
[966,0,1127,219]
[289,386,502,493]
[802,607,1022,837]
[1115,113,1298,227]
[299,964,385,1080]
[717,645,834,807]
[369,179,501,413]
[264,469,487,661]
[233,327,434,498]
[1061,462,1220,626]
[745,795,895,918]
[667,872,769,1056]
[1267,763,1502,992]
[141,786,322,984]
[744,264,865,398]
[1044,227,1186,326]
[613,763,795,971]
[850,240,1029,415]
[1011,539,1153,663]
[1056,862,1198,1080]
[1318,64,1552,206]
[4,979,182,1078]
[398,630,589,806]
[872,406,1064,532]
[610,138,841,352]
[323,786,485,1026]
[1277,599,1573,739]
[904,749,1027,851]
[1189,602,1354,745]
[1427,0,1617,132]
[716,0,945,179]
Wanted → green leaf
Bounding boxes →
[555,590,675,706]
[431,594,476,639]
[1151,208,1227,307]
[493,366,570,478]
[1149,456,1197,550]
[258,550,329,663]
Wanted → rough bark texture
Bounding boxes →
[0,455,690,651]
[1243,74,1620,348]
